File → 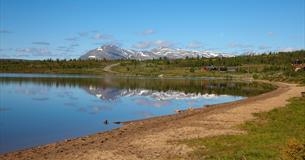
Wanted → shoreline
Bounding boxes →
[1,81,304,160]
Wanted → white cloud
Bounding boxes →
[78,32,88,37]
[0,53,11,58]
[267,32,275,37]
[56,46,74,53]
[278,47,301,52]
[132,41,153,49]
[154,40,175,48]
[228,43,253,49]
[57,46,67,49]
[104,40,122,47]
[187,41,203,49]
[65,37,78,41]
[15,48,52,56]
[32,41,50,45]
[138,29,156,35]
[0,48,13,52]
[93,40,122,47]
[0,29,13,34]
[132,40,175,49]
[258,45,271,50]
[92,33,113,40]
[70,43,79,47]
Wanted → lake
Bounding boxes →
[0,73,275,153]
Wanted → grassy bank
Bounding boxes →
[1,51,304,83]
[0,59,115,75]
[113,63,305,84]
[181,97,305,160]
[112,50,305,84]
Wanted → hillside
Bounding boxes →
[79,45,230,60]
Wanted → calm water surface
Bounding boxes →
[0,73,274,153]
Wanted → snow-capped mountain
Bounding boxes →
[84,86,220,101]
[79,45,231,60]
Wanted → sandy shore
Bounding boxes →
[1,81,304,160]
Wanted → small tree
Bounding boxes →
[190,67,195,73]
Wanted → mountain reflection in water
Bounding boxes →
[0,74,276,153]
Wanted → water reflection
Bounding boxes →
[0,75,276,98]
[0,74,275,154]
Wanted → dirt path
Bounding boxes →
[1,82,304,160]
[103,63,120,74]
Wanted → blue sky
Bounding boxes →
[0,0,304,59]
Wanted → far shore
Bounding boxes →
[1,80,304,160]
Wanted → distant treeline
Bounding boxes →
[0,59,114,74]
[122,50,305,69]
[1,50,305,70]
[117,50,305,83]
[0,50,305,83]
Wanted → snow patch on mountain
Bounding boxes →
[85,86,224,101]
[80,45,232,60]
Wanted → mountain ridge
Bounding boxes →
[79,45,232,60]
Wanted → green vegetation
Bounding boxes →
[113,50,305,83]
[0,59,115,75]
[181,97,305,160]
[1,50,305,83]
